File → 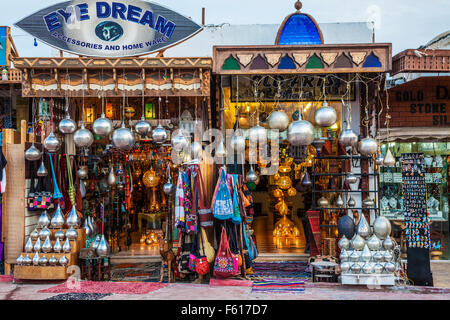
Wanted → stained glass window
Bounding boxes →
[277,14,322,45]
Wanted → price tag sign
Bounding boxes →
[393,173,403,183]
[384,172,393,183]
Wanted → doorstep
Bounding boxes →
[254,253,310,262]
[110,254,162,265]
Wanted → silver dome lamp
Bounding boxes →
[112,122,135,151]
[315,100,337,128]
[287,108,315,146]
[152,97,168,144]
[25,143,42,161]
[93,71,113,137]
[135,88,151,136]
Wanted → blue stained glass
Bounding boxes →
[363,52,382,68]
[278,14,322,45]
[278,55,296,69]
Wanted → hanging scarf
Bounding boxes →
[175,171,186,229]
[185,167,198,234]
[182,169,194,233]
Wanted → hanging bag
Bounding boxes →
[213,226,238,278]
[230,174,242,224]
[195,228,210,275]
[197,166,213,228]
[188,232,199,272]
[212,168,233,220]
[244,223,258,261]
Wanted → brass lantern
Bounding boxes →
[278,176,292,190]
[143,169,161,188]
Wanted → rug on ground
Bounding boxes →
[39,280,168,295]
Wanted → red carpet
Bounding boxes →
[209,278,253,287]
[0,275,13,282]
[39,280,168,295]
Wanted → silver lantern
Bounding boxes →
[350,263,361,274]
[74,124,94,148]
[191,141,203,161]
[373,263,383,274]
[96,234,110,257]
[314,101,337,127]
[107,166,116,186]
[84,218,92,237]
[384,262,396,273]
[349,251,361,262]
[246,166,258,183]
[43,131,61,153]
[367,234,382,251]
[362,263,373,274]
[16,255,24,265]
[351,235,365,251]
[32,252,40,266]
[287,117,315,146]
[39,255,48,266]
[362,197,375,208]
[357,214,371,239]
[77,166,89,180]
[89,216,97,235]
[358,136,378,156]
[39,227,52,241]
[62,238,72,253]
[268,110,290,131]
[383,251,393,262]
[112,123,135,151]
[66,206,80,228]
[338,122,358,148]
[249,125,267,144]
[348,197,356,208]
[25,237,34,253]
[340,262,351,273]
[37,159,48,177]
[361,245,372,262]
[30,228,39,241]
[375,153,385,166]
[383,149,396,167]
[373,251,384,263]
[339,249,349,262]
[335,195,344,208]
[152,124,168,144]
[55,230,65,241]
[42,236,52,253]
[23,255,32,266]
[38,211,51,228]
[373,216,392,240]
[163,181,175,195]
[172,130,190,152]
[93,113,113,137]
[383,236,395,251]
[66,227,78,240]
[216,140,227,158]
[90,235,101,250]
[338,236,350,250]
[318,196,329,208]
[25,144,42,161]
[53,238,62,253]
[59,255,69,266]
[49,256,58,266]
[135,116,152,137]
[58,115,77,135]
[33,238,42,252]
[51,204,65,229]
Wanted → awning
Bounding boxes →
[377,127,450,142]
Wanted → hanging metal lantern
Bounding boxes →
[77,166,89,180]
[107,166,116,186]
[37,211,51,228]
[53,238,62,253]
[383,149,396,167]
[66,227,78,240]
[287,116,315,146]
[51,204,65,229]
[246,166,258,183]
[152,124,167,144]
[42,236,52,253]
[336,195,344,208]
[249,125,267,143]
[268,110,290,131]
[25,144,41,161]
[163,180,175,195]
[83,218,92,237]
[302,171,312,187]
[374,216,392,240]
[96,234,110,257]
[356,213,371,239]
[39,226,51,241]
[37,159,48,177]
[172,130,190,151]
[191,141,203,160]
[73,123,94,148]
[375,153,385,166]
[358,136,378,156]
[216,140,227,158]
[90,235,101,250]
[93,113,113,137]
[338,122,358,148]
[314,101,337,127]
[58,114,77,134]
[66,206,80,227]
[59,255,69,266]
[135,116,152,136]
[43,131,61,153]
[112,123,135,151]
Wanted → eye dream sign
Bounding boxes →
[15,0,203,57]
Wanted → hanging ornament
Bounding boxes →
[287,114,314,146]
[336,195,344,208]
[345,172,358,185]
[246,165,258,183]
[216,139,227,158]
[358,136,378,156]
[338,122,358,148]
[314,101,337,127]
[25,144,41,161]
[362,196,375,208]
[77,165,89,180]
[152,124,167,144]
[37,159,48,177]
[268,110,289,131]
[347,196,356,208]
[318,196,329,208]
[112,122,135,151]
[58,114,77,135]
[135,116,152,137]
[96,234,110,257]
[73,123,94,148]
[83,218,92,237]
[302,171,312,187]
[107,166,116,186]
[43,131,61,153]
[375,152,385,166]
[172,130,190,152]
[93,113,113,137]
[383,149,396,167]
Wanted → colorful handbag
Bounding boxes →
[188,232,199,272]
[195,229,211,276]
[230,174,242,224]
[213,227,238,278]
[244,223,258,261]
[178,233,195,274]
[196,166,213,228]
[212,168,234,220]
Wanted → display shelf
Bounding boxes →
[312,207,380,211]
[340,274,395,286]
[311,190,379,193]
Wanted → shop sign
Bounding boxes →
[231,74,355,102]
[387,77,450,127]
[15,0,202,58]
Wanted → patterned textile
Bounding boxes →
[248,261,311,280]
[251,279,306,294]
[174,173,185,229]
[45,293,112,300]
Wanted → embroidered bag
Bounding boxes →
[213,226,238,278]
[197,166,213,228]
[195,229,210,275]
[212,168,233,220]
[230,174,242,224]
[244,223,258,261]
